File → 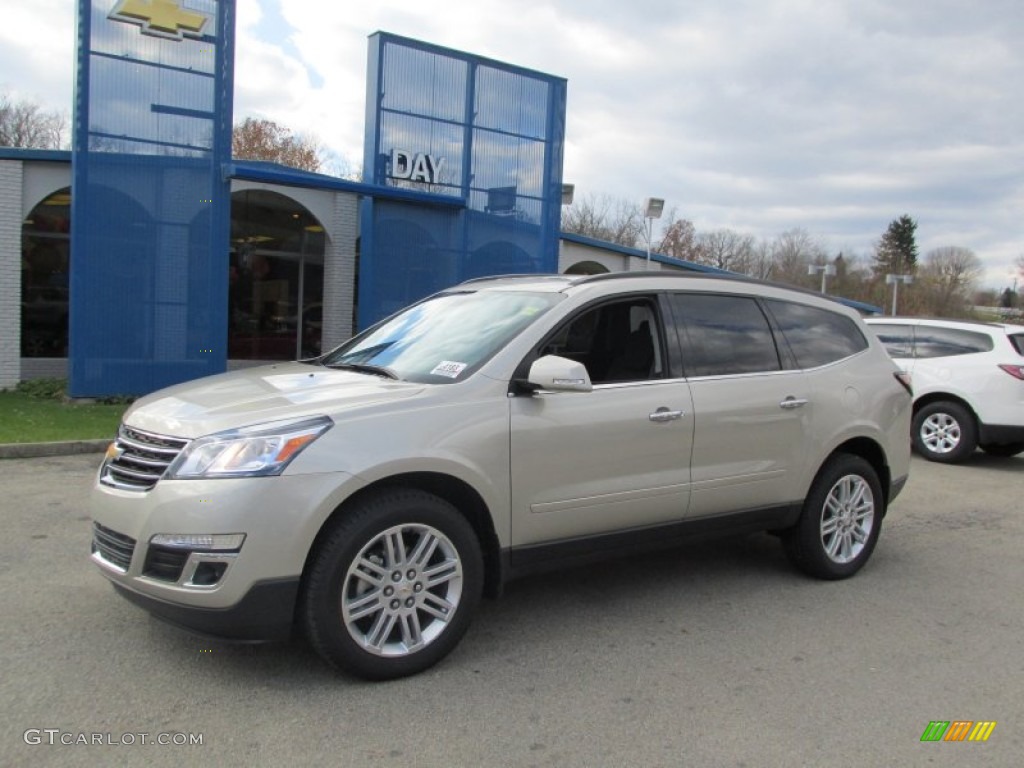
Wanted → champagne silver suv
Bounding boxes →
[90,273,912,679]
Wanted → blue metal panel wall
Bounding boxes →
[70,0,234,396]
[360,33,567,329]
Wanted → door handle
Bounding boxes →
[779,397,809,410]
[649,408,684,423]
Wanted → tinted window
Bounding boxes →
[867,323,914,358]
[541,299,664,383]
[766,300,868,368]
[668,294,781,376]
[1007,333,1024,356]
[913,326,993,358]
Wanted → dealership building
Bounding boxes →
[2,8,880,396]
[0,147,708,391]
[1,5,720,395]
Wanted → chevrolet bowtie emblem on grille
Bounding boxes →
[108,0,211,41]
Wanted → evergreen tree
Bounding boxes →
[874,215,918,276]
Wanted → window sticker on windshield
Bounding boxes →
[430,361,468,379]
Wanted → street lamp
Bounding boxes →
[885,273,913,316]
[642,197,664,266]
[808,263,836,293]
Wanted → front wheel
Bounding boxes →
[302,488,483,680]
[782,454,884,580]
[912,401,977,463]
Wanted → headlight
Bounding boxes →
[166,416,332,479]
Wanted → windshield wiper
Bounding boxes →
[322,362,399,380]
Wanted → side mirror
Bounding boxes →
[525,355,592,393]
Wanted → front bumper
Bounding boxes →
[109,577,300,642]
[978,423,1024,445]
[90,466,362,634]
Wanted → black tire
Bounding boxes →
[911,401,977,463]
[979,441,1024,458]
[302,488,483,680]
[782,454,884,580]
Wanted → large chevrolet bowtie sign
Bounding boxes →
[108,0,211,41]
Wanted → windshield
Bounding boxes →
[321,290,561,383]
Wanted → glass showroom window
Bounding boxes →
[229,190,326,360]
[21,188,71,357]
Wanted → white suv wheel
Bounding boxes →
[912,402,977,463]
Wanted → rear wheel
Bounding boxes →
[302,488,483,680]
[783,454,883,580]
[912,401,977,463]
[979,441,1024,458]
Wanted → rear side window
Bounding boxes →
[1008,333,1024,356]
[867,323,914,358]
[668,293,781,376]
[913,326,993,358]
[766,300,868,368]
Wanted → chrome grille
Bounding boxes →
[92,523,136,572]
[100,425,189,491]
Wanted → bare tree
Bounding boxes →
[0,92,67,148]
[560,193,643,248]
[770,228,827,286]
[828,252,874,302]
[693,229,756,273]
[747,240,775,280]
[655,209,700,262]
[917,246,983,317]
[232,117,324,172]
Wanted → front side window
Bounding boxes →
[668,294,781,377]
[913,326,993,359]
[321,290,560,383]
[766,299,868,368]
[539,298,664,384]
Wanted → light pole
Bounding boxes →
[808,263,836,293]
[642,197,664,267]
[885,273,913,316]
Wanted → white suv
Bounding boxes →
[91,273,911,679]
[865,317,1024,462]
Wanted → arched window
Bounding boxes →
[21,188,71,357]
[229,190,327,360]
[564,260,610,276]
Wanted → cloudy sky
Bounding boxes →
[3,0,1021,288]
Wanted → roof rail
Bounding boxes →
[457,274,574,285]
[571,270,745,286]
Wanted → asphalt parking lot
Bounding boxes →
[1,452,1021,768]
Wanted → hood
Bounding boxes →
[123,362,425,438]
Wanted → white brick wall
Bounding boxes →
[559,239,629,274]
[0,160,24,389]
[321,191,359,350]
